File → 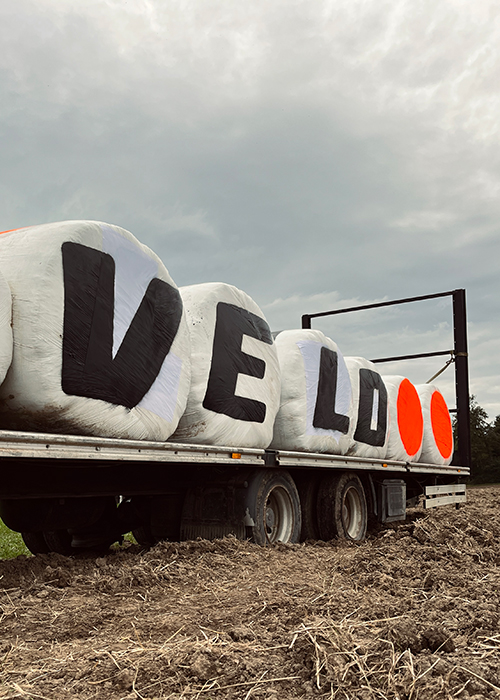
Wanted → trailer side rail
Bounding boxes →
[0,429,469,477]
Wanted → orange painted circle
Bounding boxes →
[396,379,424,457]
[430,390,453,459]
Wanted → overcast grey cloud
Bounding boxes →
[1,0,499,416]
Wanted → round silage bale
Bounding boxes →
[344,356,389,459]
[0,220,191,440]
[270,329,353,454]
[172,282,280,448]
[383,375,424,462]
[415,384,454,465]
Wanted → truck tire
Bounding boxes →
[43,529,74,555]
[317,472,367,541]
[246,470,301,545]
[22,531,50,555]
[295,475,320,541]
[132,525,156,547]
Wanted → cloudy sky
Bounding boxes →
[1,0,499,417]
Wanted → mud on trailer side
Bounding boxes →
[0,429,468,555]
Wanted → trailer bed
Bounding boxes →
[0,428,468,501]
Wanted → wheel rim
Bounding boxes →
[264,486,294,543]
[342,486,363,539]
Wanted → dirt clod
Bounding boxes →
[115,669,135,690]
[422,627,456,653]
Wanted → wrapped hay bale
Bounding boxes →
[415,384,454,465]
[271,329,353,454]
[172,282,280,448]
[0,220,191,440]
[344,356,389,458]
[383,375,423,461]
[0,269,12,385]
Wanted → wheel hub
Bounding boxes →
[342,486,363,539]
[264,486,294,543]
[265,507,276,530]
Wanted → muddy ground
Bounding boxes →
[0,486,499,700]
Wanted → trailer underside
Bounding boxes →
[0,429,469,555]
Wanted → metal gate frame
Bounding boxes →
[301,289,471,468]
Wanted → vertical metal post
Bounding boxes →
[301,315,311,329]
[452,289,471,468]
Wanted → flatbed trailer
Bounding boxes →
[0,428,469,555]
[0,224,472,555]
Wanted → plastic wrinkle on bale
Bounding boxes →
[416,384,454,465]
[383,375,424,462]
[344,357,389,459]
[0,270,13,385]
[0,221,191,440]
[171,282,280,448]
[270,329,353,454]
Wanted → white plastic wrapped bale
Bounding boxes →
[270,329,353,454]
[0,221,191,440]
[0,268,13,385]
[415,384,454,465]
[172,282,280,448]
[383,375,424,462]
[344,357,389,459]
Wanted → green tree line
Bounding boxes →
[462,397,500,483]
